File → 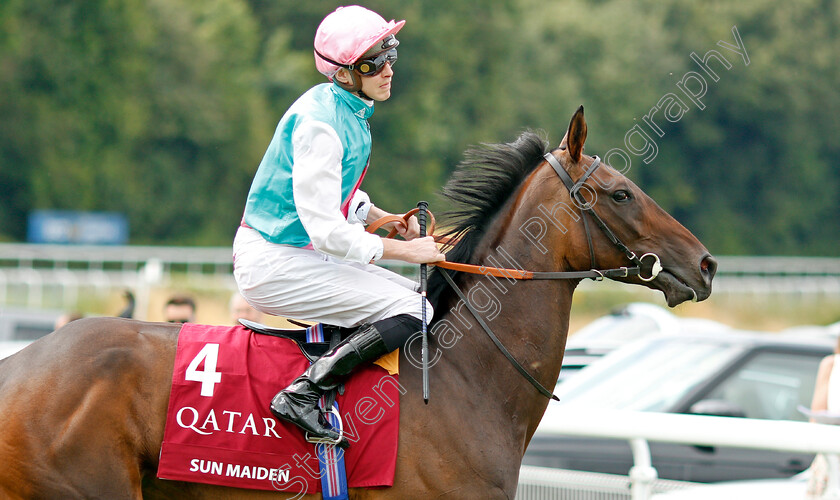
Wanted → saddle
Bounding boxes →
[238,319,354,363]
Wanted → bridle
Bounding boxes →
[407,150,662,283]
[542,150,662,283]
[368,149,663,399]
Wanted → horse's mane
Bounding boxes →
[427,130,550,317]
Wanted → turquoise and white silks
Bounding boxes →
[243,82,382,264]
[234,83,432,327]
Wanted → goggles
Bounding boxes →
[354,48,397,76]
[315,35,399,77]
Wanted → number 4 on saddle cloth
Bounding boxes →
[157,322,401,495]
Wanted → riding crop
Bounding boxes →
[417,200,430,404]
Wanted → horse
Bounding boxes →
[0,106,715,499]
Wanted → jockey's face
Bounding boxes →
[335,62,394,102]
[358,61,394,102]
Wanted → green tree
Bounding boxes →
[1,0,837,255]
[0,0,272,244]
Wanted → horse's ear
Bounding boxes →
[564,105,587,162]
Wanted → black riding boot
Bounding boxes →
[269,323,389,446]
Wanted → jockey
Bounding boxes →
[233,6,445,445]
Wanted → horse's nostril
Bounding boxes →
[700,255,718,279]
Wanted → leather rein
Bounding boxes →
[367,149,662,400]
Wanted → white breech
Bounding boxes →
[233,226,433,328]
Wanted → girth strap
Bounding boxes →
[439,269,559,401]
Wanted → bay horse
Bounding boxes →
[0,107,715,499]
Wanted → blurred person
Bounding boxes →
[229,291,265,325]
[233,6,444,444]
[805,336,840,498]
[116,290,135,319]
[163,295,196,324]
[54,312,83,330]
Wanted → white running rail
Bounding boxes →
[529,406,840,500]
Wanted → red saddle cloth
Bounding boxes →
[157,324,400,494]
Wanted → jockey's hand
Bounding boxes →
[381,236,446,264]
[393,214,420,240]
[367,206,420,240]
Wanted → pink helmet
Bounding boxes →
[314,6,405,79]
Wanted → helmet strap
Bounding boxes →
[334,69,372,100]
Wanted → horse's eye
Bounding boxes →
[612,190,631,202]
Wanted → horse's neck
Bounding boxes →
[444,244,577,397]
[432,197,580,439]
[463,169,580,389]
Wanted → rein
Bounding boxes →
[437,268,558,400]
[366,154,662,283]
[366,150,663,400]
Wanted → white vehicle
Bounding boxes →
[560,302,728,381]
[526,329,835,482]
